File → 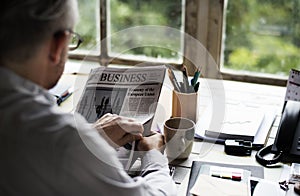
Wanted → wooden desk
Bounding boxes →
[59,61,289,195]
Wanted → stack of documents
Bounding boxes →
[204,108,264,141]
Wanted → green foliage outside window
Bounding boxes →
[75,0,98,50]
[110,0,183,60]
[224,0,300,75]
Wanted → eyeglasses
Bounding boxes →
[67,30,84,51]
[54,30,84,51]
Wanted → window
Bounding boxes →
[75,0,99,52]
[71,0,296,85]
[223,0,300,83]
[72,0,184,65]
[109,0,183,62]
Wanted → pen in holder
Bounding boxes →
[172,90,198,123]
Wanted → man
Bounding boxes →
[0,0,176,195]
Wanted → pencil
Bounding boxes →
[168,68,181,92]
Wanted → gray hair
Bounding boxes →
[0,0,78,64]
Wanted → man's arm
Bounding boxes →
[65,113,177,196]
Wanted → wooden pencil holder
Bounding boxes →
[172,90,198,123]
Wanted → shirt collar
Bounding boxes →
[0,66,56,104]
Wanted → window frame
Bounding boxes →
[70,0,181,67]
[69,0,287,86]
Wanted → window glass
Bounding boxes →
[109,0,183,62]
[75,0,99,52]
[223,0,300,76]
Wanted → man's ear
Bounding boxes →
[49,32,69,64]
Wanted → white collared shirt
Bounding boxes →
[0,67,176,196]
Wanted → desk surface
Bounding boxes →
[59,61,289,195]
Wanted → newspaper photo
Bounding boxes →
[76,65,166,135]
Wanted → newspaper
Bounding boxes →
[76,65,166,135]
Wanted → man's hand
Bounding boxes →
[137,132,165,152]
[93,113,144,148]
